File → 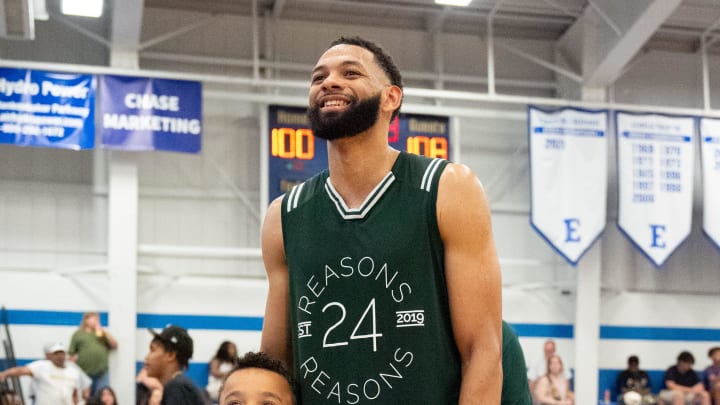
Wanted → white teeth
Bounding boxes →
[323,100,348,107]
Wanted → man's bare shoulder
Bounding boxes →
[438,162,486,194]
[266,195,284,218]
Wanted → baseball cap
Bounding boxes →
[44,342,67,353]
[148,325,194,367]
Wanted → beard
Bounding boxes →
[307,94,381,141]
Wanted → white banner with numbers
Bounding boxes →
[529,106,608,265]
[701,117,720,248]
[616,112,695,266]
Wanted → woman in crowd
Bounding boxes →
[206,341,238,402]
[534,355,575,405]
[87,386,118,405]
[69,312,118,395]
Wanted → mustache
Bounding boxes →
[314,94,357,108]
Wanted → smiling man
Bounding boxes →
[260,36,503,404]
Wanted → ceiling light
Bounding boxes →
[435,0,472,6]
[61,0,104,18]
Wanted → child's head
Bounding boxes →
[219,351,295,405]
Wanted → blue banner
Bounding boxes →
[0,68,95,149]
[99,75,202,153]
[267,105,450,201]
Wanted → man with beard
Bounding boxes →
[260,36,502,404]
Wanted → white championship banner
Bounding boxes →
[529,106,608,265]
[700,117,720,248]
[616,112,695,266]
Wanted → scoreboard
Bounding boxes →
[268,105,450,201]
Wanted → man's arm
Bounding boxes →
[691,382,707,393]
[0,366,33,380]
[616,371,627,393]
[259,197,292,369]
[75,366,92,399]
[437,163,503,404]
[666,380,692,392]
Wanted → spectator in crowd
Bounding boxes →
[143,325,205,405]
[617,355,656,404]
[218,351,295,405]
[0,342,86,405]
[86,386,117,405]
[206,341,238,403]
[704,347,720,405]
[534,354,575,405]
[658,351,710,405]
[69,312,118,395]
[26,349,91,405]
[528,339,572,398]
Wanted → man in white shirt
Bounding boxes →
[0,342,84,405]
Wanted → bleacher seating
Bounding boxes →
[598,368,705,401]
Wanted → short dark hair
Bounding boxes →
[709,347,720,358]
[628,355,639,365]
[329,36,404,120]
[220,352,296,404]
[677,351,695,364]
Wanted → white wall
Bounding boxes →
[1,8,720,400]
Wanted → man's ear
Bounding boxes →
[166,350,178,364]
[381,85,402,116]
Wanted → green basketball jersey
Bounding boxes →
[502,321,533,405]
[281,152,460,404]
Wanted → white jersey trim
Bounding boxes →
[286,182,305,213]
[325,172,396,220]
[421,158,444,192]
